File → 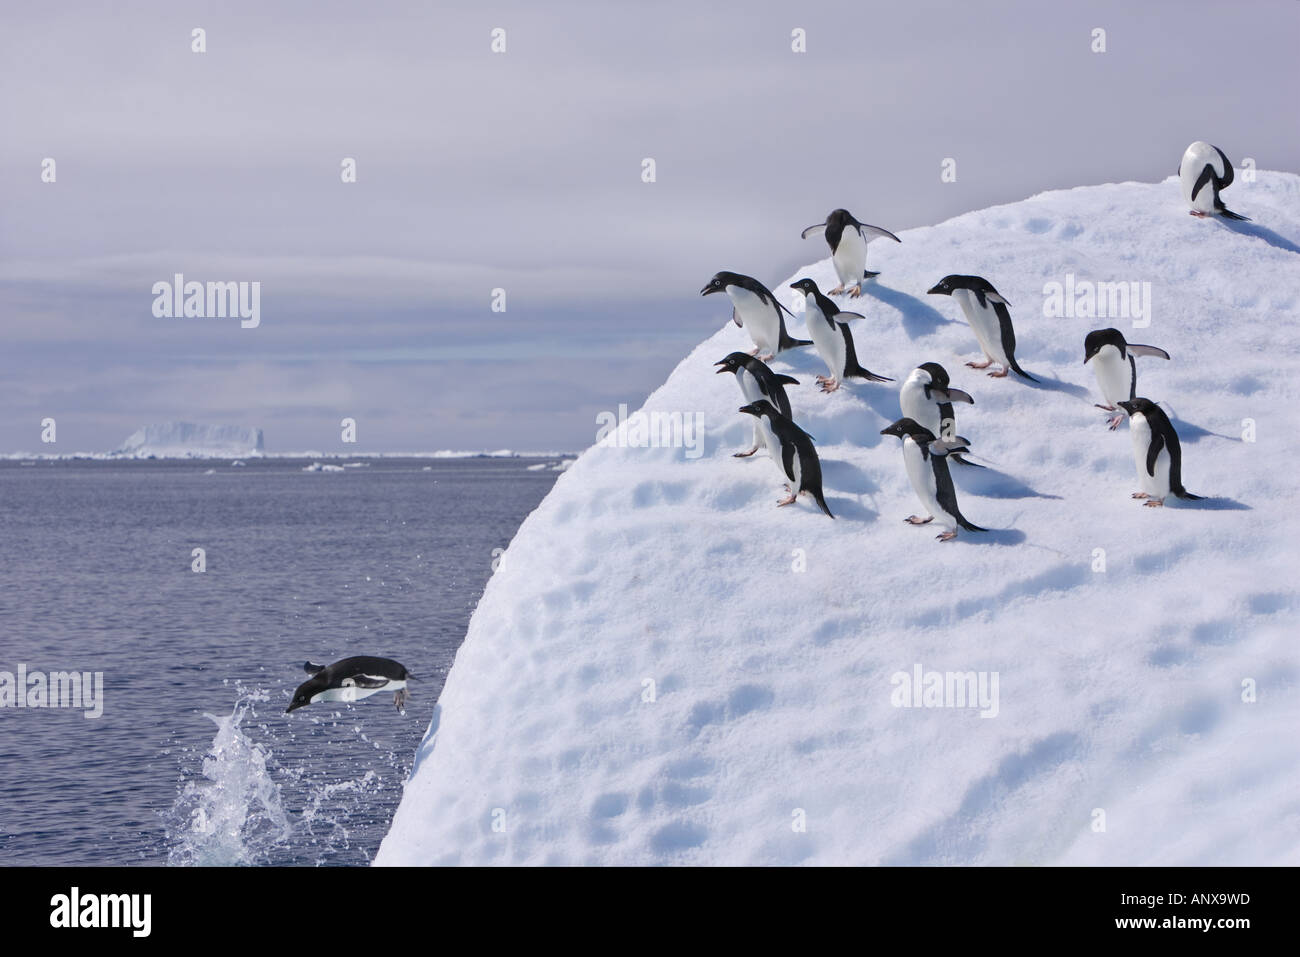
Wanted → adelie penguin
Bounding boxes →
[1118,398,1203,508]
[287,656,413,713]
[927,275,1037,381]
[899,362,981,467]
[737,400,833,517]
[800,209,901,297]
[715,352,800,457]
[701,271,812,361]
[789,278,892,392]
[1179,141,1249,221]
[1083,328,1171,430]
[881,418,985,541]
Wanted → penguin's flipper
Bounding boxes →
[1127,344,1170,360]
[304,661,326,675]
[832,311,865,322]
[861,270,881,279]
[931,387,975,405]
[950,453,986,469]
[1218,207,1251,222]
[1145,431,1165,478]
[1213,145,1235,189]
[858,224,902,244]
[773,374,800,386]
[1191,165,1215,203]
[353,674,390,689]
[732,307,743,328]
[800,223,827,240]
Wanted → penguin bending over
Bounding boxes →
[927,275,1037,381]
[287,656,413,713]
[1179,141,1249,221]
[899,362,981,467]
[1118,398,1203,507]
[800,209,901,297]
[701,271,812,360]
[715,352,800,457]
[788,277,892,392]
[880,418,985,541]
[738,400,833,517]
[1083,328,1171,429]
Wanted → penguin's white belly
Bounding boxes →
[757,417,782,467]
[311,677,403,705]
[1090,348,1132,406]
[832,228,867,287]
[805,299,845,378]
[735,367,765,404]
[728,286,779,352]
[953,289,1007,364]
[900,379,943,437]
[902,438,943,519]
[1130,414,1170,497]
[1180,142,1220,211]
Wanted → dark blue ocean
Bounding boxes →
[0,457,562,866]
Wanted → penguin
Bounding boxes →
[1179,141,1249,221]
[880,418,985,541]
[1083,328,1171,429]
[926,275,1037,381]
[701,271,812,360]
[788,277,893,392]
[715,352,800,457]
[737,400,833,517]
[800,209,902,297]
[1117,398,1203,507]
[287,656,413,713]
[899,362,981,467]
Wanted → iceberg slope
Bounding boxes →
[379,175,1300,866]
[113,421,265,458]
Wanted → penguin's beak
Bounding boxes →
[714,361,729,374]
[738,404,757,416]
[926,283,946,295]
[700,284,719,296]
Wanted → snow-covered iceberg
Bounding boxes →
[378,174,1300,866]
[113,422,265,459]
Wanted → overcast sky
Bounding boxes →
[2,0,1297,453]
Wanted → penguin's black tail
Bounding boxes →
[847,362,894,383]
[958,515,987,532]
[1009,358,1038,383]
[1219,207,1250,222]
[1174,487,1204,501]
[812,489,834,519]
[779,333,813,351]
[862,270,881,279]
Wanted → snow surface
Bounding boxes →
[113,421,264,458]
[378,174,1300,866]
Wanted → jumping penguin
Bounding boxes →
[737,399,833,517]
[715,352,800,457]
[701,271,812,360]
[927,275,1037,381]
[788,277,893,392]
[1117,398,1203,507]
[1179,141,1249,221]
[800,209,902,297]
[880,417,986,541]
[899,362,981,467]
[287,656,413,713]
[1084,328,1171,429]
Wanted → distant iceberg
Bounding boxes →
[112,422,265,459]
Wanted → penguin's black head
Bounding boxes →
[788,278,819,295]
[1118,397,1156,418]
[827,208,856,227]
[701,271,742,296]
[1083,328,1125,364]
[286,676,325,713]
[714,353,747,375]
[738,400,775,419]
[917,362,950,387]
[926,275,991,297]
[880,417,936,443]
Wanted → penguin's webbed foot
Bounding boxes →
[776,492,798,507]
[733,446,758,458]
[1143,498,1166,508]
[828,284,845,295]
[758,352,775,361]
[1131,492,1149,499]
[1107,414,1125,431]
[747,347,761,357]
[1189,210,1208,218]
[820,378,841,393]
[1095,403,1117,411]
[936,531,958,542]
[394,689,407,712]
[966,358,994,370]
[848,284,862,298]
[905,515,934,525]
[987,368,1009,378]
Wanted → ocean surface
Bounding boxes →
[0,457,563,866]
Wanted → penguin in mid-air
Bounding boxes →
[1117,398,1203,507]
[788,278,893,392]
[880,418,985,541]
[800,209,902,298]
[1084,328,1171,429]
[899,362,981,467]
[1179,141,1249,221]
[927,275,1037,381]
[701,271,812,360]
[715,352,800,457]
[287,656,413,713]
[738,400,833,517]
